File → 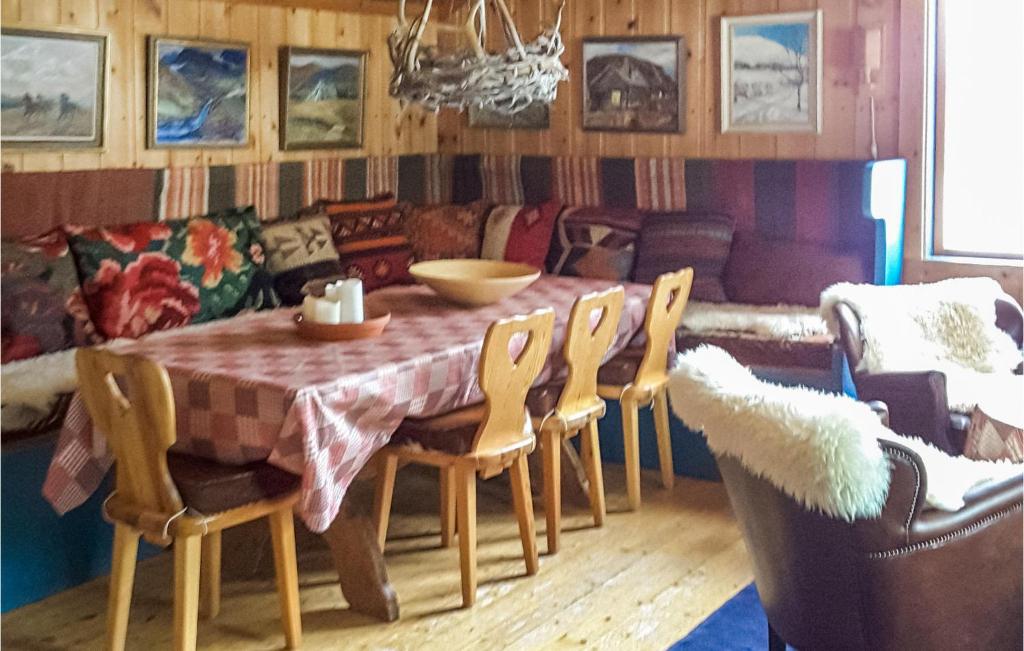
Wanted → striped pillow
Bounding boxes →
[633,212,734,301]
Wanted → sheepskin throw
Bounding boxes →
[820,278,1023,411]
[681,301,828,340]
[668,345,1022,520]
[1,348,77,432]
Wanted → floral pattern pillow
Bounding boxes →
[67,207,279,340]
[1,230,99,363]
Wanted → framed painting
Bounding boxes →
[720,10,823,133]
[279,46,366,150]
[582,36,685,133]
[468,103,550,130]
[1,28,106,149]
[148,36,250,148]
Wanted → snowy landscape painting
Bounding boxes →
[148,38,249,148]
[280,47,365,150]
[1,29,105,148]
[721,11,822,133]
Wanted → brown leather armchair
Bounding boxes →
[833,298,1024,454]
[717,440,1023,651]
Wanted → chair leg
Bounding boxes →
[440,466,456,547]
[621,395,643,511]
[508,454,539,576]
[172,535,202,651]
[541,428,562,554]
[653,389,675,490]
[106,523,140,651]
[581,419,606,527]
[199,531,221,620]
[372,452,398,550]
[269,508,303,649]
[455,464,478,608]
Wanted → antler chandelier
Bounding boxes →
[388,0,568,115]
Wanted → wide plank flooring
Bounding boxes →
[2,465,752,650]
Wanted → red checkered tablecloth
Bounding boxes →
[43,276,651,532]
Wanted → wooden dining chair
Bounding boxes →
[596,268,694,511]
[372,309,555,608]
[531,287,624,554]
[76,349,303,651]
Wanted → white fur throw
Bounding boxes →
[681,301,829,340]
[1,349,78,431]
[820,278,1023,411]
[668,345,1022,520]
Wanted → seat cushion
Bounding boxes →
[167,453,300,514]
[597,345,644,387]
[526,383,562,417]
[633,211,734,302]
[390,404,486,455]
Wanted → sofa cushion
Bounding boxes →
[67,207,279,340]
[259,215,344,305]
[405,201,491,262]
[546,206,643,281]
[724,232,869,306]
[633,212,734,301]
[481,201,563,269]
[167,452,300,514]
[312,195,417,292]
[1,230,99,363]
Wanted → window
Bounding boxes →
[932,0,1024,260]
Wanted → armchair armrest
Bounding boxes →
[855,370,957,453]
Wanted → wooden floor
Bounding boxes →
[2,465,752,651]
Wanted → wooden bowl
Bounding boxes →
[294,311,391,341]
[409,259,541,306]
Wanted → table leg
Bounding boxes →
[320,482,400,622]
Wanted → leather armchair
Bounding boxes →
[833,298,1024,454]
[717,440,1023,651]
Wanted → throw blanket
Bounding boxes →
[820,278,1023,411]
[668,345,1021,520]
[681,301,828,340]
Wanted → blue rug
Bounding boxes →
[667,583,792,651]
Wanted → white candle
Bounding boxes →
[324,281,343,302]
[302,295,319,323]
[340,278,364,323]
[313,297,342,324]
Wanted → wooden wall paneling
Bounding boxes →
[669,0,706,157]
[410,21,439,154]
[166,0,204,167]
[572,0,603,157]
[1,0,23,172]
[96,0,133,169]
[18,0,58,24]
[897,0,927,267]
[229,2,260,164]
[508,0,543,156]
[600,0,638,158]
[814,0,858,158]
[633,0,672,158]
[702,0,742,158]
[280,7,314,162]
[133,0,170,169]
[546,0,572,155]
[257,5,286,161]
[854,0,900,159]
[736,0,778,159]
[482,3,515,156]
[2,0,20,23]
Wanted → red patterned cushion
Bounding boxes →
[481,201,562,268]
[634,212,734,301]
[405,201,491,261]
[545,206,643,281]
[1,230,100,362]
[313,195,415,292]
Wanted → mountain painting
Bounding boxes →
[149,38,249,147]
[721,11,822,133]
[1,29,105,148]
[582,37,684,133]
[279,47,365,150]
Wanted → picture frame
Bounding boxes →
[720,10,823,133]
[147,36,250,148]
[581,35,685,134]
[279,46,367,151]
[468,103,550,130]
[1,28,107,149]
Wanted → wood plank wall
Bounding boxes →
[437,0,902,160]
[0,0,438,173]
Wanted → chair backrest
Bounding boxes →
[76,348,184,515]
[635,268,694,388]
[557,287,625,421]
[473,309,555,455]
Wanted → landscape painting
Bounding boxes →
[279,47,365,150]
[469,103,550,130]
[721,11,822,133]
[1,29,105,148]
[148,37,249,148]
[582,36,684,133]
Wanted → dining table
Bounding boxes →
[43,274,653,621]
